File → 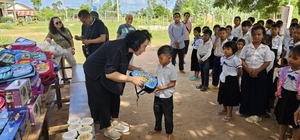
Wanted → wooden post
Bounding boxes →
[12,2,17,21]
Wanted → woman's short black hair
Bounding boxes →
[125,30,152,52]
[49,17,65,34]
[157,45,172,56]
[251,25,266,36]
[223,41,237,54]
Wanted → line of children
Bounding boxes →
[270,24,283,67]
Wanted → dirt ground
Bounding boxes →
[48,46,281,140]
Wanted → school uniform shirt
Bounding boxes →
[197,39,213,62]
[232,25,242,38]
[272,35,283,59]
[219,55,242,83]
[266,29,271,35]
[211,34,217,43]
[227,33,234,41]
[182,20,192,41]
[83,39,133,95]
[239,32,252,45]
[240,43,272,70]
[168,22,186,49]
[191,36,202,49]
[284,28,290,38]
[280,28,285,36]
[155,62,177,98]
[214,38,228,57]
[277,68,300,91]
[266,50,275,73]
[283,37,293,59]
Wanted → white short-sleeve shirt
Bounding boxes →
[277,67,300,91]
[155,62,177,98]
[219,55,242,83]
[266,50,275,73]
[240,43,272,69]
[214,38,228,57]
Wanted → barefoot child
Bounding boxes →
[274,45,300,140]
[149,45,177,140]
[190,26,202,81]
[216,41,242,122]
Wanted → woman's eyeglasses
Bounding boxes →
[55,21,62,25]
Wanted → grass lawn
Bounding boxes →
[0,21,174,64]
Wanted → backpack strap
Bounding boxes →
[297,70,300,95]
[134,85,147,107]
[277,66,290,98]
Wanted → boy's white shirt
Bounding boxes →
[232,25,242,38]
[266,29,271,35]
[214,38,228,57]
[272,35,283,59]
[266,50,275,73]
[197,39,213,62]
[155,62,177,98]
[239,31,252,45]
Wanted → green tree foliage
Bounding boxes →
[153,4,170,18]
[30,0,42,11]
[80,4,92,12]
[172,0,183,13]
[98,0,113,16]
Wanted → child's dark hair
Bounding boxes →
[248,17,255,24]
[266,19,274,25]
[276,20,283,26]
[290,23,299,28]
[202,26,209,30]
[183,12,190,16]
[213,25,220,29]
[262,34,272,48]
[157,45,173,56]
[290,44,300,57]
[292,18,298,23]
[226,25,232,30]
[257,20,265,26]
[173,12,180,17]
[219,27,227,32]
[223,41,238,54]
[234,16,241,21]
[242,21,251,27]
[194,26,201,33]
[251,25,266,35]
[237,39,245,46]
[272,24,280,29]
[203,29,212,36]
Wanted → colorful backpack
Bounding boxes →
[277,66,300,98]
[130,70,158,106]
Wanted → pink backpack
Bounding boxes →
[277,66,300,98]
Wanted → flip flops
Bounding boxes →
[222,116,232,122]
[216,110,227,115]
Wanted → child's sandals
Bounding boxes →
[222,116,232,122]
[216,110,227,115]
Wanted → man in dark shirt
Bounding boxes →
[75,10,107,57]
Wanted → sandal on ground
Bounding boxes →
[148,130,161,135]
[245,115,262,123]
[222,116,232,122]
[216,110,227,115]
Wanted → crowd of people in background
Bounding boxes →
[42,9,300,140]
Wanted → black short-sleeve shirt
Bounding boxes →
[81,18,106,54]
[83,39,133,95]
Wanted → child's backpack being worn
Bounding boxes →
[277,66,300,98]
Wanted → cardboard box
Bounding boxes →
[5,79,32,108]
[26,94,41,125]
[0,107,30,140]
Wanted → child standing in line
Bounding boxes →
[196,29,213,91]
[168,12,186,74]
[262,34,276,118]
[209,25,221,70]
[226,25,233,41]
[216,41,242,122]
[148,45,177,140]
[210,27,228,89]
[274,45,300,140]
[265,19,274,35]
[190,27,202,81]
[281,23,299,66]
[271,24,283,67]
[236,39,245,58]
[239,25,272,123]
[239,21,252,45]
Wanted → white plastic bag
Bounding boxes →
[37,40,64,56]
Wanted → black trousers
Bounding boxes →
[153,96,174,134]
[85,74,120,129]
[171,48,184,70]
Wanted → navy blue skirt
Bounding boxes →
[217,76,240,106]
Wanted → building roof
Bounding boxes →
[7,3,34,11]
[0,0,14,4]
